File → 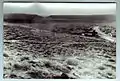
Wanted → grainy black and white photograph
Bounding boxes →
[3,3,116,79]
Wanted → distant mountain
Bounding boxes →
[47,15,116,23]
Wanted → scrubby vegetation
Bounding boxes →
[3,14,116,79]
[99,25,116,37]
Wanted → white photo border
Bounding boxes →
[0,0,119,81]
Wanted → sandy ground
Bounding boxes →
[3,23,116,79]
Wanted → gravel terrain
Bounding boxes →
[3,14,116,79]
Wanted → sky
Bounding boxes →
[4,3,116,16]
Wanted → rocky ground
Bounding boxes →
[3,21,116,79]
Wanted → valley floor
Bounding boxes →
[3,23,116,79]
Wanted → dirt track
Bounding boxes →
[93,26,116,43]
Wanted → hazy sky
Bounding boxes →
[4,3,116,15]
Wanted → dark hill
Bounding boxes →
[4,13,44,23]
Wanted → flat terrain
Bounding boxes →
[3,14,116,79]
